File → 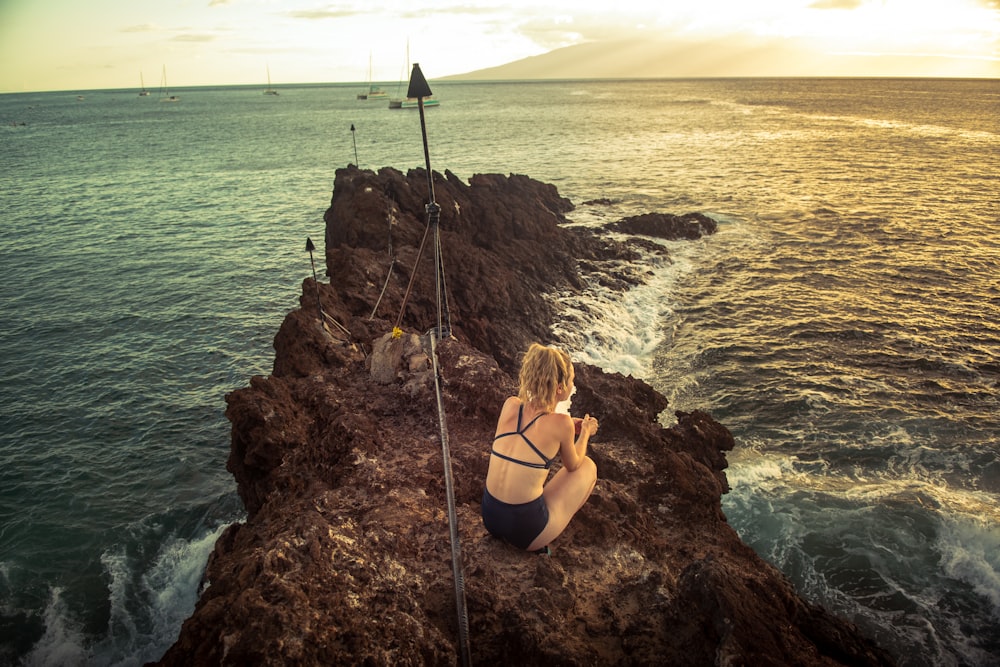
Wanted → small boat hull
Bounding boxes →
[396,97,440,109]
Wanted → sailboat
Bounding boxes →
[159,66,179,103]
[263,66,279,96]
[357,53,387,100]
[388,44,408,108]
[398,96,440,109]
[138,72,150,97]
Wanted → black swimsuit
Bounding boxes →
[481,405,553,549]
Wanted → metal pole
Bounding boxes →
[416,96,445,337]
[409,64,468,665]
[416,97,435,204]
[428,332,472,667]
[428,201,444,338]
[350,123,358,166]
[407,64,449,340]
[305,237,324,324]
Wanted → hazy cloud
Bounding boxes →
[286,8,359,20]
[172,34,218,42]
[514,11,664,50]
[120,24,159,33]
[808,0,864,8]
[209,0,235,5]
[398,4,502,19]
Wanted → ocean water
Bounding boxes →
[1,78,997,665]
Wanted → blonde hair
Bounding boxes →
[518,343,573,412]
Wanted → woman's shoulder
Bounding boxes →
[540,411,573,428]
[498,396,521,418]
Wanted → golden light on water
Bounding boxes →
[728,448,1000,525]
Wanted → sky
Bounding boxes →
[0,0,997,93]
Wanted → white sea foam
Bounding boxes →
[724,449,798,488]
[724,444,1000,664]
[99,523,229,666]
[549,234,703,379]
[937,514,1000,611]
[23,523,234,667]
[100,546,139,657]
[22,588,90,667]
[143,524,228,646]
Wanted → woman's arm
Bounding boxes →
[559,414,598,471]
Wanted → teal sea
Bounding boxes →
[1,78,998,665]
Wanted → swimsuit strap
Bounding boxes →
[491,403,554,469]
[495,405,546,439]
[520,409,547,433]
[490,450,550,470]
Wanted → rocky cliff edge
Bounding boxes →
[154,167,893,666]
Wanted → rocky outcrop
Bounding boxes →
[154,167,894,666]
[609,212,719,240]
[318,166,676,373]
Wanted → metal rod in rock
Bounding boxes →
[428,332,472,667]
[305,237,325,326]
[409,65,467,666]
[350,124,358,166]
[407,64,435,203]
[407,63,449,339]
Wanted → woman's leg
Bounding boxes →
[526,456,597,551]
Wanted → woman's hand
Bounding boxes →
[579,414,598,437]
[563,414,598,470]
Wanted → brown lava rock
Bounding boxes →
[153,167,893,666]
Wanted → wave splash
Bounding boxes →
[20,523,230,667]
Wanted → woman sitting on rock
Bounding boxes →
[482,343,598,552]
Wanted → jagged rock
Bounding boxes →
[610,212,719,240]
[153,168,894,667]
[319,165,641,374]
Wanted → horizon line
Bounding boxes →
[4,74,998,95]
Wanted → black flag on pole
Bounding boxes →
[407,63,433,99]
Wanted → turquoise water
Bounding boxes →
[1,79,998,665]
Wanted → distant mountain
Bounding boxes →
[442,38,997,80]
